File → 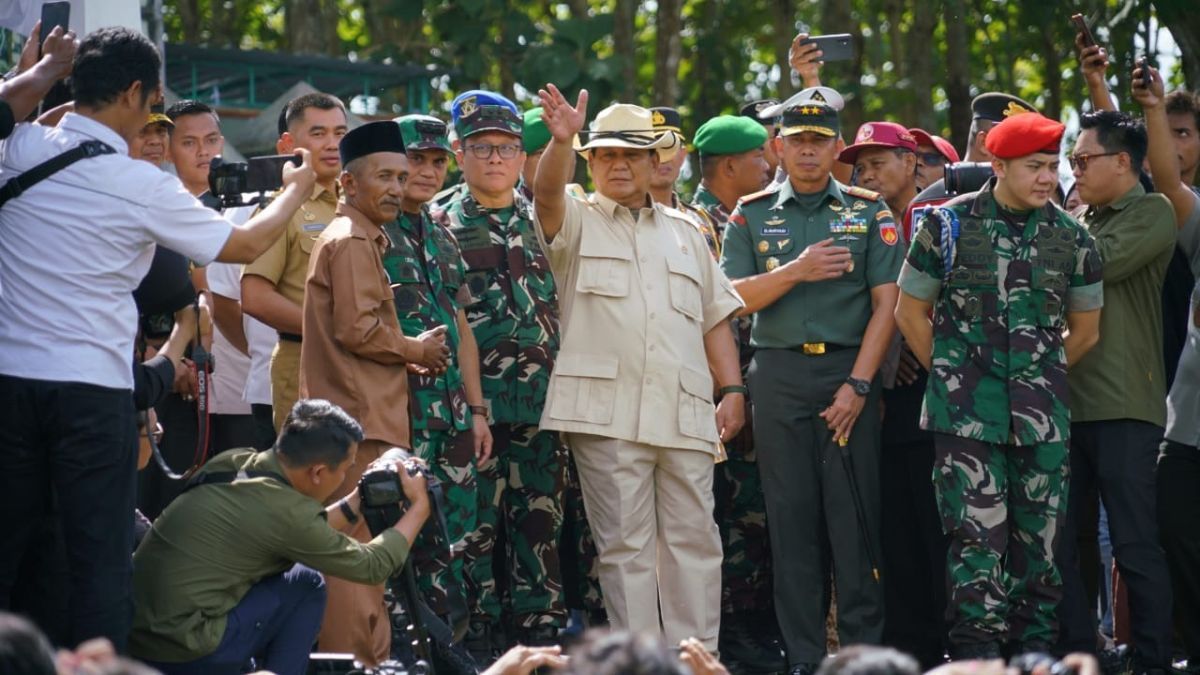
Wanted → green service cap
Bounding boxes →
[693,115,769,156]
[522,107,551,153]
[780,103,840,138]
[394,114,452,153]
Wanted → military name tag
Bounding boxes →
[761,227,790,236]
[303,222,327,232]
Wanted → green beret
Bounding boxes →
[523,108,551,153]
[693,115,769,156]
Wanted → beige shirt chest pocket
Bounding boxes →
[666,255,703,321]
[576,236,632,298]
[548,352,620,424]
[678,365,718,442]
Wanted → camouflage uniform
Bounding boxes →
[381,208,477,620]
[432,187,569,630]
[693,184,773,615]
[897,179,1104,651]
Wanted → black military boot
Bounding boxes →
[719,610,788,674]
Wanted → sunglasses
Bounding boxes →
[917,151,946,167]
[465,143,521,160]
[1067,151,1120,171]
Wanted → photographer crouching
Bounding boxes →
[129,399,430,675]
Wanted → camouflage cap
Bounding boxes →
[456,104,522,140]
[394,114,452,153]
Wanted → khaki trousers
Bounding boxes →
[316,439,390,665]
[270,339,301,432]
[567,433,722,650]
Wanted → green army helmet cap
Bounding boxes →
[522,107,551,153]
[693,115,769,156]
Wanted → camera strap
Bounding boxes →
[183,468,288,492]
[0,140,116,208]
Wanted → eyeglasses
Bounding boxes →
[465,143,521,160]
[1068,151,1121,171]
[917,152,946,167]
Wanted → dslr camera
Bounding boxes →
[207,154,301,208]
[359,447,439,514]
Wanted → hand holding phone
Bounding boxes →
[1071,13,1096,48]
[38,2,70,58]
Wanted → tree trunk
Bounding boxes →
[1040,19,1063,121]
[612,0,636,101]
[653,0,684,106]
[908,0,936,132]
[944,0,972,155]
[691,0,718,125]
[1152,0,1200,90]
[820,0,861,132]
[772,0,795,98]
[285,0,337,55]
[177,0,201,44]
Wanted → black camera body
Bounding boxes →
[359,447,439,512]
[207,154,300,208]
[943,161,994,196]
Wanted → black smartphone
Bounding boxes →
[246,153,301,193]
[800,34,854,62]
[1071,13,1096,48]
[38,2,71,57]
[1137,56,1152,88]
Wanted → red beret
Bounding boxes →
[984,113,1064,159]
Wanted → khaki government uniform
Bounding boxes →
[535,189,743,650]
[243,183,338,431]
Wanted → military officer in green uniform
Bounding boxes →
[430,91,569,648]
[386,114,492,635]
[691,115,785,671]
[893,112,1103,659]
[720,98,903,675]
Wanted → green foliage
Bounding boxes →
[163,0,1193,136]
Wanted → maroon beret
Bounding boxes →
[984,113,1064,159]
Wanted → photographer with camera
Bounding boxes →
[0,27,315,651]
[129,399,430,675]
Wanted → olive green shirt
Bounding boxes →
[1068,183,1177,426]
[129,449,410,663]
[720,177,904,348]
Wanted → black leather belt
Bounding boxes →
[789,342,855,355]
[279,332,302,343]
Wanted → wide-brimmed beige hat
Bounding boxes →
[574,104,680,161]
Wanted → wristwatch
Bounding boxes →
[845,376,871,397]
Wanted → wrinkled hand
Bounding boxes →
[1131,61,1164,107]
[537,83,588,143]
[413,325,450,374]
[788,32,823,87]
[714,393,744,442]
[38,24,78,82]
[55,637,119,674]
[896,342,924,386]
[472,413,493,462]
[481,645,568,675]
[281,148,317,194]
[819,383,865,442]
[1077,39,1108,82]
[678,638,729,675]
[782,238,852,283]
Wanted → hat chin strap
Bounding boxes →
[584,129,666,147]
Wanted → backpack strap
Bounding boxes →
[183,468,287,492]
[0,140,117,208]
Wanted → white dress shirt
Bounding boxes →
[0,114,233,390]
